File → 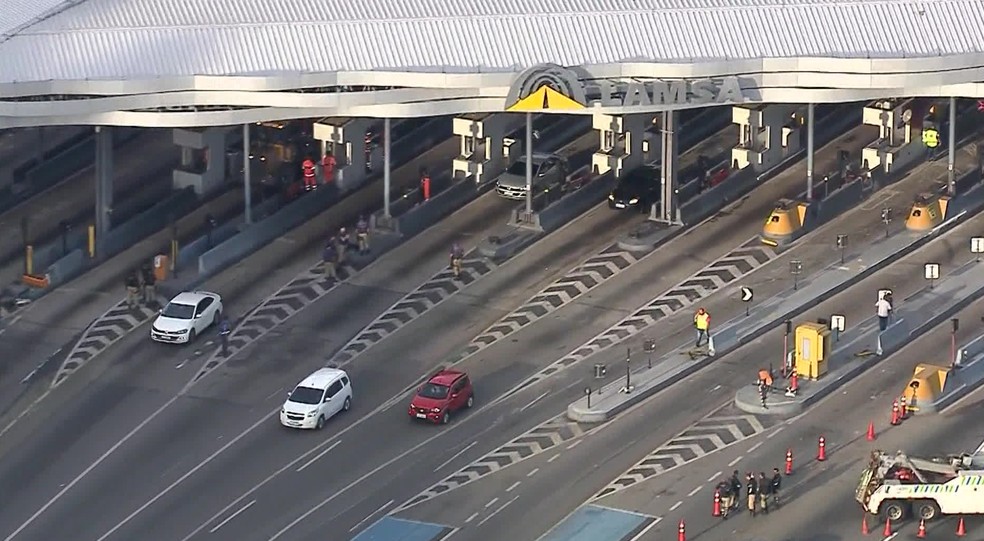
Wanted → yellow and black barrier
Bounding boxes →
[761,199,811,246]
[905,193,950,232]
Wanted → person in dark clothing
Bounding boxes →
[771,468,783,506]
[729,471,742,510]
[758,472,771,514]
[125,271,140,309]
[322,241,338,281]
[218,317,231,355]
[716,480,733,519]
[356,215,370,255]
[140,264,156,305]
[746,473,758,517]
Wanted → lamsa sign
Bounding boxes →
[504,63,748,112]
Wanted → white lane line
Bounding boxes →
[687,486,702,497]
[728,455,743,467]
[567,440,582,450]
[527,468,540,478]
[4,394,182,541]
[506,481,521,492]
[766,425,787,439]
[264,388,284,401]
[669,501,682,511]
[748,441,763,453]
[348,499,394,533]
[465,512,479,524]
[486,497,499,508]
[433,441,478,472]
[626,518,661,541]
[438,527,461,540]
[520,391,550,412]
[707,471,722,483]
[478,496,519,527]
[548,454,560,463]
[882,533,899,541]
[296,441,342,473]
[209,500,256,534]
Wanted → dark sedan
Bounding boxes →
[608,166,660,211]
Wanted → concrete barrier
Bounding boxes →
[175,194,283,270]
[391,176,488,238]
[44,249,85,289]
[101,188,198,258]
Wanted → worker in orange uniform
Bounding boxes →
[302,158,317,191]
[420,167,431,202]
[321,153,336,186]
[694,307,711,347]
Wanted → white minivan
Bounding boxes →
[280,368,353,430]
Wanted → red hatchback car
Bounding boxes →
[408,370,474,424]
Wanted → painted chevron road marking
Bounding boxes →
[592,405,777,501]
[331,253,496,365]
[395,415,593,512]
[52,298,161,387]
[453,243,647,363]
[502,238,779,399]
[189,262,357,385]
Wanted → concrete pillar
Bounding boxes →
[861,99,918,174]
[312,118,377,192]
[730,104,802,173]
[172,127,233,195]
[243,124,252,225]
[654,111,680,223]
[806,103,815,201]
[525,113,534,215]
[948,97,957,195]
[94,126,114,237]
[591,112,647,178]
[451,114,524,184]
[383,118,392,219]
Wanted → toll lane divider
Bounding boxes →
[937,334,984,412]
[566,178,984,423]
[738,260,984,416]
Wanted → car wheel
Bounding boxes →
[915,500,940,521]
[212,311,220,327]
[466,395,474,408]
[342,397,351,412]
[188,329,197,343]
[881,501,907,522]
[316,415,325,430]
[441,412,450,425]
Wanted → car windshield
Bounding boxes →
[289,386,323,405]
[506,160,531,176]
[418,383,450,399]
[161,302,195,319]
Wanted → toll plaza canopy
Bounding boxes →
[2,0,984,127]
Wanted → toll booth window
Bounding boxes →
[463,136,476,155]
[911,209,922,217]
[603,131,615,151]
[770,216,780,223]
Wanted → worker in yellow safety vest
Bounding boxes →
[694,307,711,347]
[922,127,940,149]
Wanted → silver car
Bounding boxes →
[495,153,567,200]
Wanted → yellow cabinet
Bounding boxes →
[795,322,830,380]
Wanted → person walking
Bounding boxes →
[770,468,783,507]
[322,240,338,282]
[876,292,893,331]
[729,471,742,511]
[356,215,371,255]
[694,308,711,347]
[757,472,771,514]
[140,263,156,305]
[746,473,759,517]
[125,271,140,309]
[450,242,464,279]
[218,316,231,355]
[337,227,351,263]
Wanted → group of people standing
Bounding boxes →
[124,263,157,309]
[322,216,371,281]
[716,469,782,519]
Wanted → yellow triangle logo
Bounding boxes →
[507,86,585,112]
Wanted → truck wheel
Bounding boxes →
[881,501,908,522]
[915,500,940,521]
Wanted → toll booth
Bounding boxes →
[905,191,951,231]
[312,117,382,192]
[905,363,951,414]
[450,114,523,184]
[591,113,650,178]
[731,105,804,172]
[794,322,830,380]
[861,99,921,174]
[172,127,237,195]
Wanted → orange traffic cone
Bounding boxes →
[956,516,966,537]
[916,518,927,537]
[890,399,901,425]
[882,517,893,536]
[785,449,794,474]
[817,436,827,461]
[861,515,870,535]
[866,421,876,441]
[712,490,721,517]
[678,519,686,541]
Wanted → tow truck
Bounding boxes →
[856,443,984,522]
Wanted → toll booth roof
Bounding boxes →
[774,198,796,210]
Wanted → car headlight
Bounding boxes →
[609,194,615,200]
[629,198,639,205]
[306,411,317,417]
[431,407,442,413]
[177,329,189,334]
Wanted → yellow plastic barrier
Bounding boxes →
[761,199,810,246]
[905,193,949,231]
[904,363,950,413]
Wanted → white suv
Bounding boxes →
[280,368,353,430]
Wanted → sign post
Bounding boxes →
[836,234,848,264]
[789,260,803,291]
[924,262,940,289]
[830,314,846,343]
[740,286,753,316]
[971,237,984,262]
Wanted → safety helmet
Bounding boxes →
[340,227,346,234]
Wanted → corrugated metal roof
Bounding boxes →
[2,0,982,84]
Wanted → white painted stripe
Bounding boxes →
[209,500,256,533]
[506,481,521,492]
[521,391,550,412]
[527,468,540,477]
[296,440,341,472]
[486,497,499,508]
[625,518,661,541]
[707,471,723,483]
[687,486,702,497]
[669,501,682,511]
[728,455,743,467]
[478,495,519,526]
[348,500,394,533]
[747,441,763,453]
[433,441,478,472]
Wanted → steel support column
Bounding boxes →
[243,124,252,224]
[948,97,957,195]
[525,113,533,215]
[94,126,114,239]
[384,117,392,218]
[806,103,815,201]
[657,111,679,222]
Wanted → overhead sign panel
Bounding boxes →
[507,86,586,112]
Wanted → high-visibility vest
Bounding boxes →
[695,313,710,330]
[922,129,940,148]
